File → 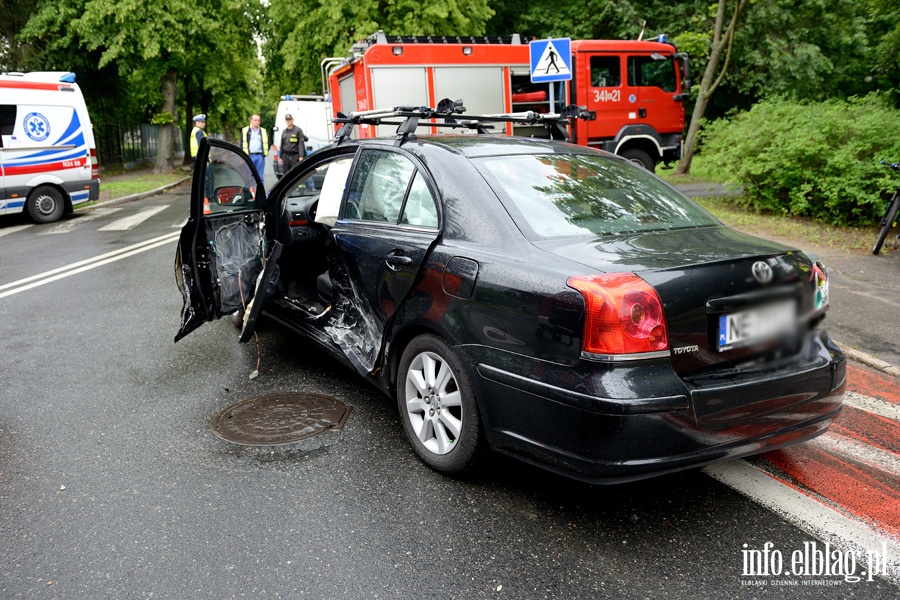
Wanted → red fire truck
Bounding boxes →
[325,31,690,170]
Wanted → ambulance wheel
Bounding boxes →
[621,149,655,172]
[27,186,65,224]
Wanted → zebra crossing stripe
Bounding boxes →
[98,205,170,231]
[0,224,34,238]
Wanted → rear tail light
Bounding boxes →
[90,148,99,180]
[567,273,669,358]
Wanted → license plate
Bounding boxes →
[717,300,796,351]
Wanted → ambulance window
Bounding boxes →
[627,56,676,92]
[590,57,620,88]
[0,105,16,142]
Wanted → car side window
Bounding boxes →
[204,145,261,213]
[346,149,415,223]
[400,171,438,228]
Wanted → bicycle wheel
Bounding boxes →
[873,193,900,255]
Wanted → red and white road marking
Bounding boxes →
[706,361,900,584]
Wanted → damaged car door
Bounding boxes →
[175,138,278,343]
[326,148,441,374]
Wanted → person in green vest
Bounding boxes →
[189,114,207,165]
[241,114,269,185]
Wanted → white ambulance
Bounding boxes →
[272,94,332,179]
[0,71,100,223]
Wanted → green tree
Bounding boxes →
[265,0,495,99]
[23,0,261,173]
[675,0,749,175]
[0,0,40,70]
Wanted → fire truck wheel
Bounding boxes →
[27,186,65,224]
[621,149,655,172]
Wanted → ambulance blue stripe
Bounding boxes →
[7,145,86,162]
[6,150,87,166]
[51,109,81,145]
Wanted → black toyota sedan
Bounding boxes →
[175,108,844,484]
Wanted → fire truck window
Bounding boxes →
[590,57,621,87]
[0,105,16,144]
[627,56,676,92]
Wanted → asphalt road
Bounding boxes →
[0,189,898,598]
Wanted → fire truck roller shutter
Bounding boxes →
[370,68,428,137]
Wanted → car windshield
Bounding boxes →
[475,153,718,238]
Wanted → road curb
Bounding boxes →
[80,176,191,211]
[837,342,900,378]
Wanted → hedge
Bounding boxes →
[701,94,900,226]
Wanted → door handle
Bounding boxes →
[385,251,413,269]
[638,108,647,118]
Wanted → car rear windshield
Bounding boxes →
[475,154,719,238]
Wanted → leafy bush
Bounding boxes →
[701,94,900,226]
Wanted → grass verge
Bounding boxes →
[101,174,187,200]
[694,196,878,253]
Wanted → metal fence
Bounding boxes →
[94,121,185,167]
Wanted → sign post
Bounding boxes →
[529,37,572,114]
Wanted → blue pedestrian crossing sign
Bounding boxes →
[530,38,572,83]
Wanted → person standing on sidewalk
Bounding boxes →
[278,114,308,175]
[189,114,207,165]
[241,114,268,185]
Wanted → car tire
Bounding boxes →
[27,186,65,224]
[397,335,484,474]
[621,149,655,172]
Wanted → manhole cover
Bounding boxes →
[211,392,352,446]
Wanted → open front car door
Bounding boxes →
[175,138,280,343]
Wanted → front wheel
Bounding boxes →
[620,148,655,172]
[397,335,483,474]
[26,186,65,224]
[873,196,900,255]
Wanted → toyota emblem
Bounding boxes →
[751,261,773,284]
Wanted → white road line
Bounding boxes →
[0,231,181,297]
[812,432,900,478]
[98,205,170,231]
[172,217,188,228]
[845,391,900,421]
[40,208,123,235]
[0,224,34,238]
[704,460,900,584]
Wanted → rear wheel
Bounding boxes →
[621,148,655,172]
[873,195,900,255]
[27,186,65,224]
[397,335,483,474]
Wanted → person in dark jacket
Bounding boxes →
[278,114,308,175]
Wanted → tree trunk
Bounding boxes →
[182,76,194,167]
[154,67,177,174]
[674,0,748,176]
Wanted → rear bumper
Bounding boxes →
[468,330,845,484]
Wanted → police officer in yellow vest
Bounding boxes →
[241,114,269,185]
[190,114,207,165]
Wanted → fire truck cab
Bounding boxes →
[326,31,689,170]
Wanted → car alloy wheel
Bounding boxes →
[398,335,483,473]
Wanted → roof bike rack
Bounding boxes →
[332,99,595,146]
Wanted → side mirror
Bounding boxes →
[215,185,244,205]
